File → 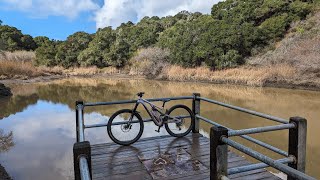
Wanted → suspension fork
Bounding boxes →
[127,102,139,124]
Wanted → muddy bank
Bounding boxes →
[0,73,319,91]
[0,164,12,180]
[162,78,320,91]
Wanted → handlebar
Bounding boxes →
[137,92,145,97]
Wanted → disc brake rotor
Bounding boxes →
[121,124,131,132]
[176,118,184,127]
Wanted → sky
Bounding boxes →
[0,0,221,40]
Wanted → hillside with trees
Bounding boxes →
[0,0,319,89]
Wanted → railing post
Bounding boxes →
[288,117,307,180]
[192,93,200,133]
[210,126,228,180]
[76,101,83,142]
[73,141,92,180]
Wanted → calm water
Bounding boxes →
[0,77,319,179]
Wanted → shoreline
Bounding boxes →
[0,73,319,92]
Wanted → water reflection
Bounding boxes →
[0,77,319,179]
[0,129,14,153]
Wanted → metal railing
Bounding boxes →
[73,102,91,180]
[192,93,315,180]
[73,93,316,180]
[73,96,193,180]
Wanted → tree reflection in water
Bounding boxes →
[0,129,14,153]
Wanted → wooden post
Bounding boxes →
[210,126,228,180]
[192,93,200,133]
[288,117,307,180]
[73,141,92,180]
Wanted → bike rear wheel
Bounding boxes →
[107,109,144,146]
[165,104,194,137]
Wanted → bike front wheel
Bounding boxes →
[165,104,194,137]
[107,109,144,146]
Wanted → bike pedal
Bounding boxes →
[155,127,161,133]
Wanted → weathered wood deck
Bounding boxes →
[91,133,280,180]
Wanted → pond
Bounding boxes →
[0,77,319,179]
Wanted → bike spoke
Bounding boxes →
[109,112,142,143]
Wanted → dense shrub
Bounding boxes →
[0,25,37,51]
[55,32,92,68]
[130,47,170,78]
[78,27,115,67]
[34,39,58,66]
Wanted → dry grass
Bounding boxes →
[248,11,320,73]
[0,58,44,79]
[0,50,121,79]
[0,50,41,79]
[129,47,170,78]
[162,65,296,86]
[0,51,64,79]
[0,51,35,62]
[62,66,119,76]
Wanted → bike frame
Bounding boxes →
[130,97,166,127]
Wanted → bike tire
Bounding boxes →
[165,104,194,137]
[107,109,144,146]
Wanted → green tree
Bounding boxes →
[78,27,115,67]
[34,39,58,66]
[0,25,37,51]
[34,36,51,47]
[104,38,130,67]
[55,31,92,68]
[21,35,37,50]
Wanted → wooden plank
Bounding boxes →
[90,133,279,180]
[91,133,204,155]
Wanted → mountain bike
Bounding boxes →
[107,92,194,146]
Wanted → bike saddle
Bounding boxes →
[162,99,171,103]
[137,92,145,97]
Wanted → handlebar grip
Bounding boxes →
[137,92,145,97]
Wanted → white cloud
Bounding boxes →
[1,0,222,29]
[1,0,99,19]
[94,0,222,29]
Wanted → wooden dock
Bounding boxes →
[90,133,280,180]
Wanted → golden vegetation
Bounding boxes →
[162,64,296,86]
[0,51,121,79]
[0,51,43,79]
[62,66,118,76]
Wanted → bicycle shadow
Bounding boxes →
[137,135,207,179]
[103,134,205,178]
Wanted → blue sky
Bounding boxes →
[0,0,219,40]
[0,10,97,40]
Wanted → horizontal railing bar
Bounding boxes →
[221,137,316,180]
[85,123,107,129]
[228,157,294,175]
[196,115,288,156]
[198,97,289,124]
[79,156,91,180]
[85,116,191,128]
[85,119,153,128]
[228,124,296,137]
[84,96,193,107]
